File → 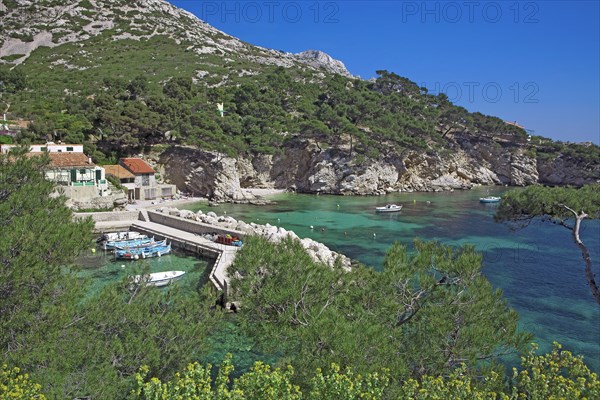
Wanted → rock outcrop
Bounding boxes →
[156,131,599,202]
[294,50,352,77]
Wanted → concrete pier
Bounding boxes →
[131,219,240,292]
[80,210,243,293]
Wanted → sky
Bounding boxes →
[169,0,600,144]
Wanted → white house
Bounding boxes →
[0,143,108,194]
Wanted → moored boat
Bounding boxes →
[479,196,501,203]
[103,236,152,250]
[98,231,145,243]
[113,238,167,250]
[115,243,171,260]
[375,204,402,213]
[131,270,185,287]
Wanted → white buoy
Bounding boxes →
[134,255,139,260]
[373,233,376,237]
[310,225,314,230]
[121,264,125,269]
[157,251,161,257]
[337,204,340,207]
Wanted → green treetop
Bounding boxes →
[495,185,600,304]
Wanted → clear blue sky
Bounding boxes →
[170,0,599,144]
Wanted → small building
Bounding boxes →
[118,157,176,201]
[120,157,157,188]
[0,114,31,139]
[0,143,107,191]
[104,164,135,184]
[0,142,83,154]
[45,152,107,190]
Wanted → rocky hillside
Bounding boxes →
[0,0,349,75]
[1,0,598,201]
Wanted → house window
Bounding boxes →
[144,188,157,200]
[142,174,150,186]
[80,169,86,175]
[66,146,73,151]
[40,147,47,152]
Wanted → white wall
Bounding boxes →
[0,143,84,153]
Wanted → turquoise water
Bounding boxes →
[183,187,600,371]
[77,248,272,370]
[77,249,210,296]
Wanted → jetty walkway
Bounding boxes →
[77,210,244,293]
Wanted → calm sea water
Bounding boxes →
[77,249,211,297]
[183,187,600,371]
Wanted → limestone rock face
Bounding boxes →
[294,50,352,77]
[159,146,261,203]
[510,153,539,186]
[154,134,598,203]
[537,154,600,186]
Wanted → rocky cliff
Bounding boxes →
[295,50,352,77]
[157,135,599,202]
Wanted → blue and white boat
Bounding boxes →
[103,236,152,250]
[115,243,171,260]
[113,238,167,250]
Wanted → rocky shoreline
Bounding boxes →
[155,206,352,270]
[149,136,598,203]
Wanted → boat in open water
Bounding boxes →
[479,196,501,203]
[375,204,403,213]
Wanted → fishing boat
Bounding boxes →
[103,236,153,250]
[479,196,501,203]
[113,238,167,250]
[115,243,171,260]
[97,231,145,243]
[375,204,403,213]
[131,270,186,287]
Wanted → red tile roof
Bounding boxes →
[104,164,135,179]
[120,158,155,174]
[29,152,94,168]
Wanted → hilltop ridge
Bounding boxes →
[0,0,598,201]
[0,0,348,76]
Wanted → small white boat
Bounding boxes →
[132,271,186,287]
[479,196,501,203]
[375,204,403,213]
